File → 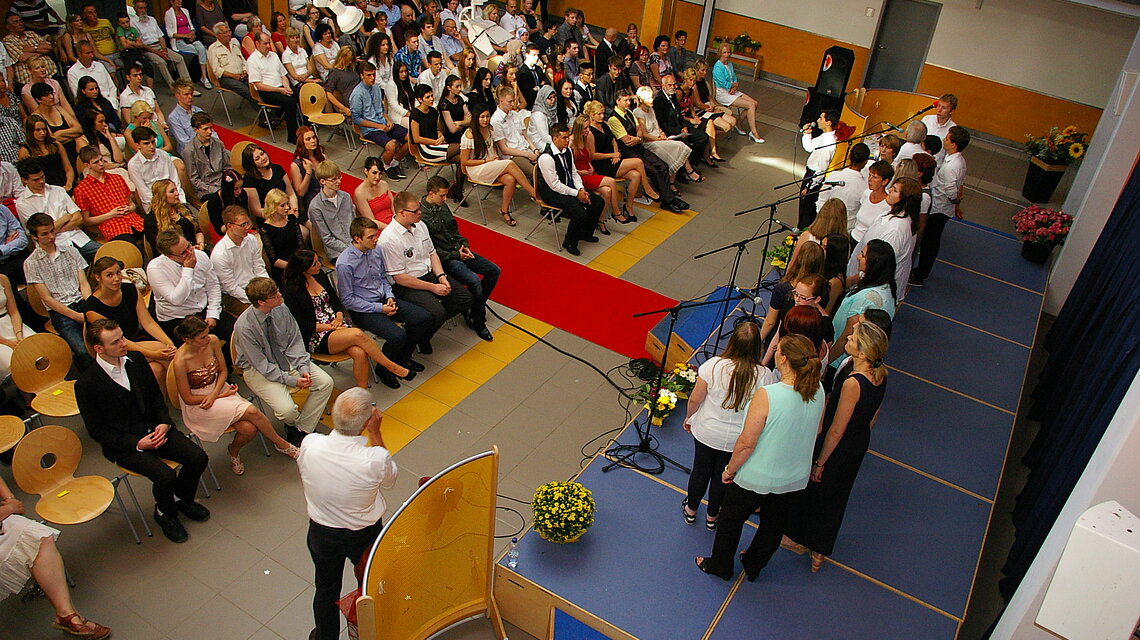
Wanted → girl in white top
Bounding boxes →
[682,322,774,529]
[850,160,893,243]
[848,177,921,300]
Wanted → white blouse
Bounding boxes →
[689,357,775,452]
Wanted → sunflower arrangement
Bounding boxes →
[633,382,680,426]
[532,481,596,543]
[765,233,798,271]
[1025,125,1087,165]
[669,363,698,398]
[1012,205,1074,246]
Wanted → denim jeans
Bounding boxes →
[50,300,93,370]
[443,254,500,325]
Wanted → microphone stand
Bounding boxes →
[603,295,747,475]
[740,188,834,293]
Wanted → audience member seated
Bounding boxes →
[282,27,314,85]
[240,15,262,58]
[654,75,710,171]
[536,123,604,255]
[0,273,32,381]
[242,143,298,218]
[440,74,472,150]
[516,43,548,109]
[848,177,920,297]
[394,26,424,76]
[353,157,396,227]
[75,145,147,251]
[259,188,303,283]
[145,179,204,254]
[490,85,540,171]
[208,21,252,101]
[0,475,112,639]
[76,110,127,177]
[416,51,448,105]
[15,158,100,261]
[608,90,687,213]
[22,214,92,367]
[570,114,637,228]
[336,216,433,389]
[85,255,176,384]
[67,42,121,112]
[307,160,357,262]
[633,86,695,187]
[409,84,459,164]
[830,239,897,366]
[287,127,327,216]
[248,30,299,144]
[204,169,250,236]
[420,176,498,341]
[18,115,75,191]
[527,85,558,151]
[685,62,736,154]
[78,317,210,542]
[380,191,473,347]
[460,103,538,227]
[466,67,495,110]
[124,101,176,156]
[186,112,228,204]
[581,101,658,214]
[628,46,651,91]
[282,249,412,389]
[712,43,763,143]
[211,205,269,306]
[148,229,231,344]
[119,63,168,133]
[234,276,335,445]
[73,75,123,134]
[20,56,74,121]
[351,62,411,181]
[5,14,59,81]
[127,125,187,209]
[166,0,213,90]
[172,316,298,476]
[131,0,195,89]
[388,61,416,130]
[851,161,893,243]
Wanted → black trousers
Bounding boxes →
[113,429,209,514]
[685,439,733,518]
[621,144,676,206]
[798,168,820,230]
[540,189,604,246]
[257,89,299,142]
[308,518,384,640]
[914,213,950,279]
[392,273,474,348]
[703,481,795,580]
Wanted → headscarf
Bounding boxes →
[532,84,558,121]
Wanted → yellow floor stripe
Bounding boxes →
[866,450,994,504]
[825,558,963,621]
[886,366,1016,416]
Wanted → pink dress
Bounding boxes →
[179,358,252,442]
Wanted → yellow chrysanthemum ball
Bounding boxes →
[1062,125,1078,136]
[1069,143,1084,159]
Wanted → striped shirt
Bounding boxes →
[24,244,88,306]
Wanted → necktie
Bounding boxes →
[265,315,290,372]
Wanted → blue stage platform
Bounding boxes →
[494,220,1046,639]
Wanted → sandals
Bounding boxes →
[500,210,517,227]
[687,170,705,183]
[275,444,300,459]
[810,551,825,573]
[705,514,718,531]
[682,499,697,525]
[597,222,610,236]
[613,208,636,224]
[710,154,727,163]
[780,537,807,555]
[229,455,245,476]
[53,613,112,640]
[695,556,732,582]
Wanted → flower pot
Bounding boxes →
[538,529,585,544]
[650,415,664,427]
[1022,156,1067,203]
[1020,241,1054,264]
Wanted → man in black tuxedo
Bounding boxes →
[536,123,604,256]
[516,42,548,110]
[595,27,620,68]
[653,73,709,170]
[76,318,210,543]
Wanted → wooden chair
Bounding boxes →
[459,164,512,226]
[165,363,269,460]
[94,240,144,269]
[206,64,238,126]
[10,334,79,417]
[0,414,25,455]
[198,201,222,247]
[306,220,336,269]
[22,284,57,335]
[348,124,381,170]
[486,55,503,74]
[526,164,564,251]
[13,425,144,544]
[298,83,355,149]
[230,140,254,172]
[407,142,457,190]
[248,84,283,143]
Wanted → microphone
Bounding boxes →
[917,103,936,115]
[884,122,903,132]
[822,180,845,187]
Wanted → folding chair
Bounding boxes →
[206,64,237,126]
[527,164,564,251]
[299,83,355,149]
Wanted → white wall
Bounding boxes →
[695,0,1139,107]
[992,367,1140,638]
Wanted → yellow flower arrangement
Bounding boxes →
[1069,142,1084,159]
[670,363,698,397]
[1025,125,1087,165]
[764,233,798,272]
[532,481,596,543]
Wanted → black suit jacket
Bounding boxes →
[595,39,619,68]
[516,63,547,110]
[653,90,687,137]
[77,351,175,461]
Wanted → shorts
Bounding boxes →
[363,124,408,148]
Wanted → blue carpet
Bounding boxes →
[935,220,1047,292]
[905,262,1042,347]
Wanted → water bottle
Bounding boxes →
[506,537,520,569]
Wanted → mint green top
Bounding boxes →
[734,381,825,495]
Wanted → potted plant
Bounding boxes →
[669,363,697,399]
[764,233,798,272]
[731,33,761,55]
[1022,125,1087,203]
[1011,204,1074,263]
[532,481,596,544]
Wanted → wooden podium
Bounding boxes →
[834,89,941,165]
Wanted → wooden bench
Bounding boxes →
[705,48,763,81]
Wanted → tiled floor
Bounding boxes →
[0,63,1049,639]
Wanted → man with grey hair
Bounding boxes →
[297,387,397,640]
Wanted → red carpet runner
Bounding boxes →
[215,126,676,359]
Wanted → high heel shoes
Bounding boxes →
[597,222,610,236]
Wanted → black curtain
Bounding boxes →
[998,158,1140,600]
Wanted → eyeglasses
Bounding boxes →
[792,292,816,303]
[401,207,422,214]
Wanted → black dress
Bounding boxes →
[588,124,619,178]
[292,157,321,214]
[143,211,198,256]
[204,190,250,236]
[260,216,303,283]
[439,97,467,144]
[21,145,67,188]
[244,165,289,211]
[784,369,886,556]
[86,284,149,343]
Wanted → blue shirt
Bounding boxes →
[394,45,423,76]
[335,244,394,314]
[0,204,27,257]
[349,82,389,136]
[712,59,737,90]
[379,3,400,25]
[167,104,204,155]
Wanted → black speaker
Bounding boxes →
[815,46,856,98]
[800,86,844,127]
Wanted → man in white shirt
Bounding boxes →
[131,0,193,90]
[67,41,120,109]
[207,21,251,101]
[248,31,298,143]
[499,0,527,35]
[537,123,604,255]
[126,127,186,209]
[15,157,100,261]
[298,387,397,640]
[912,126,969,287]
[211,206,269,305]
[921,93,958,164]
[818,142,869,231]
[147,229,231,343]
[416,51,447,106]
[490,86,538,173]
[379,191,472,355]
[798,109,838,229]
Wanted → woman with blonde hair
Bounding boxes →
[324,46,362,116]
[686,61,737,139]
[240,15,263,58]
[784,321,889,572]
[682,321,774,530]
[570,115,635,227]
[582,100,658,218]
[125,100,174,154]
[632,85,696,181]
[145,179,203,254]
[712,43,763,143]
[20,57,76,123]
[695,334,827,581]
[259,188,304,283]
[789,198,847,268]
